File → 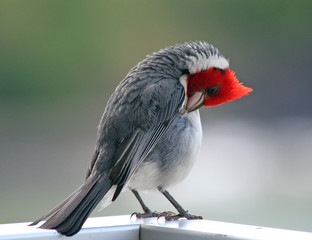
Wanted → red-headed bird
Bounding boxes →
[30,41,252,236]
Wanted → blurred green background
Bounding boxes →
[1,0,312,232]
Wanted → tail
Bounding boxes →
[30,174,112,236]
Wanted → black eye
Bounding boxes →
[213,67,226,74]
[181,69,190,75]
[206,86,220,96]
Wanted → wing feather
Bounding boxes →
[89,75,185,202]
[109,88,184,200]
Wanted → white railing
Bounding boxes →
[1,215,312,240]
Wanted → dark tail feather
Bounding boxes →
[30,174,112,236]
[28,180,88,227]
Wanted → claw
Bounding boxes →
[131,210,164,219]
[130,212,139,219]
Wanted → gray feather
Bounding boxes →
[37,174,112,236]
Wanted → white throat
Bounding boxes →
[179,75,188,114]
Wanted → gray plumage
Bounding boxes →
[30,41,227,236]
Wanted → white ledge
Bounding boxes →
[1,215,312,240]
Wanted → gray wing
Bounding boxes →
[88,74,185,201]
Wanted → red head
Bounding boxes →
[182,67,252,112]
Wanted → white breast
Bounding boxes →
[161,110,202,188]
[129,110,202,191]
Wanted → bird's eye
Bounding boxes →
[206,86,220,96]
[212,67,226,74]
[181,69,190,75]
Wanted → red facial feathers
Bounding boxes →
[187,67,253,107]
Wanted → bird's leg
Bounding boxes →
[158,187,203,220]
[131,189,176,219]
[131,189,152,215]
[131,189,163,218]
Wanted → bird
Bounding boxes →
[30,41,252,236]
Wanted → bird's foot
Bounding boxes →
[131,210,202,221]
[131,210,158,219]
[164,212,203,221]
[131,210,176,219]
